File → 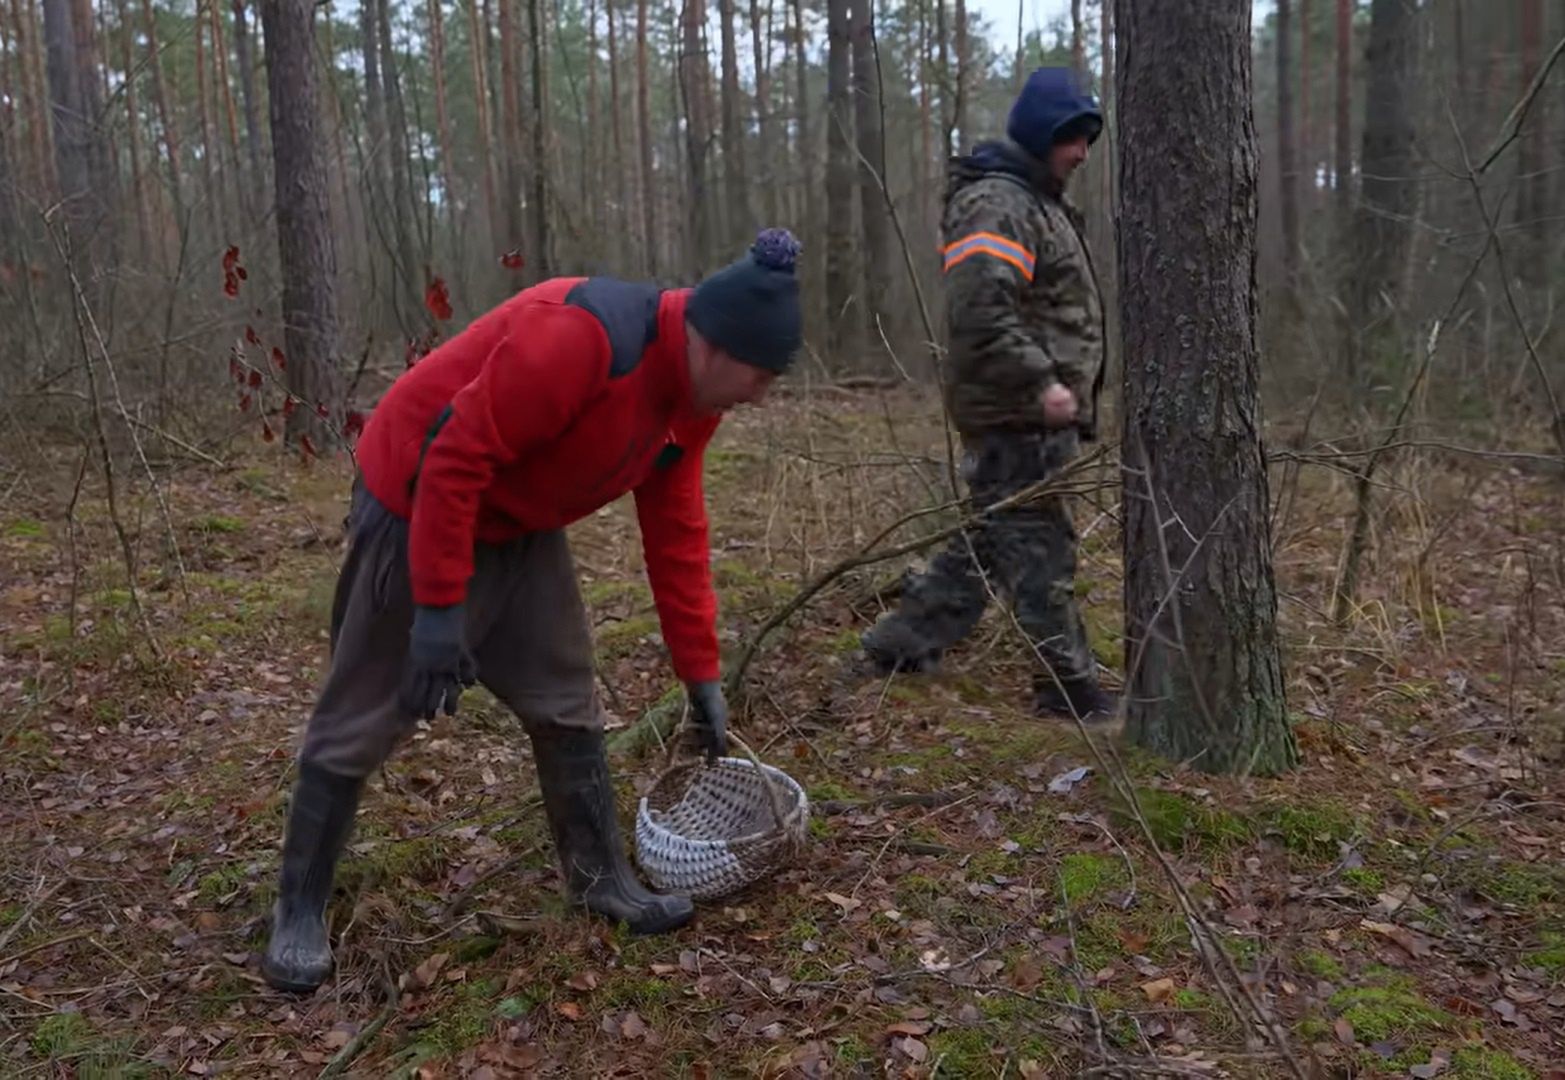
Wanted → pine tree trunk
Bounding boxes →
[1100,0,1113,207]
[636,0,656,276]
[920,0,933,241]
[497,0,524,249]
[607,0,629,260]
[429,0,458,232]
[953,0,967,151]
[1333,0,1350,209]
[193,5,219,222]
[1070,0,1083,76]
[1517,0,1544,285]
[527,0,552,278]
[232,0,266,216]
[113,0,150,255]
[11,0,52,199]
[1116,0,1295,777]
[937,0,950,158]
[464,0,499,243]
[140,0,177,204]
[1277,0,1299,279]
[851,0,888,358]
[209,0,243,220]
[42,0,102,252]
[717,0,748,246]
[377,0,423,317]
[749,0,773,226]
[1348,0,1417,377]
[680,0,712,275]
[789,0,811,260]
[259,0,342,446]
[1299,0,1310,196]
[825,0,856,361]
[586,0,600,246]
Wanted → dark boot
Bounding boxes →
[858,617,944,676]
[1035,675,1119,725]
[261,763,363,993]
[530,725,694,935]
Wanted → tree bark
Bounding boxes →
[1070,0,1083,76]
[1100,0,1113,206]
[607,0,629,259]
[140,0,177,206]
[953,0,967,151]
[789,0,811,259]
[1516,0,1545,285]
[1116,0,1296,777]
[1299,0,1310,192]
[233,0,266,217]
[114,0,150,255]
[193,2,219,220]
[636,0,657,275]
[586,0,600,242]
[527,0,552,278]
[377,0,423,317]
[680,0,712,275]
[208,0,242,220]
[825,0,856,361]
[1348,0,1417,378]
[463,0,499,242]
[749,0,774,226]
[851,0,889,358]
[1333,0,1350,209]
[259,0,342,447]
[42,0,108,260]
[717,0,748,246]
[1277,0,1299,279]
[497,0,524,249]
[937,0,950,158]
[11,0,54,199]
[429,0,459,230]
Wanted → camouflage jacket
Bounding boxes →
[939,139,1105,439]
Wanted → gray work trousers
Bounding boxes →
[299,480,602,779]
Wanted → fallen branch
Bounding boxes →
[317,1004,395,1079]
[726,447,1112,694]
[814,790,964,817]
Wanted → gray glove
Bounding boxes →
[399,604,478,720]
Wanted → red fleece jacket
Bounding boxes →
[355,278,724,683]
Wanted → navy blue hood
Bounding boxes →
[1007,66,1103,161]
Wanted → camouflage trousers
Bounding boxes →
[862,429,1096,685]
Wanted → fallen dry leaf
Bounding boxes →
[555,1001,584,1022]
[407,952,450,990]
[1408,1048,1452,1079]
[566,970,599,992]
[1360,919,1433,958]
[884,1021,932,1038]
[1141,977,1176,1004]
[824,891,863,912]
[895,1036,929,1063]
[620,1011,648,1040]
[1333,1017,1356,1046]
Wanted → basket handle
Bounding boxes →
[724,729,794,830]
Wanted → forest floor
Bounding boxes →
[2,387,1563,1079]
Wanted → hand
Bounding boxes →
[686,681,729,763]
[1040,383,1079,429]
[399,604,478,720]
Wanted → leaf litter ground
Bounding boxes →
[1,389,1562,1078]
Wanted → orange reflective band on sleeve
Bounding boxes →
[941,231,1036,281]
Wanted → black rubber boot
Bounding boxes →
[1035,675,1120,725]
[857,618,944,676]
[530,725,695,935]
[261,763,363,993]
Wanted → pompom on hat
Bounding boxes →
[686,228,804,373]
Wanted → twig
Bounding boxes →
[815,789,964,817]
[317,1004,395,1079]
[38,219,164,663]
[726,449,1111,692]
[1476,33,1565,174]
[28,389,227,468]
[0,929,88,968]
[440,844,543,921]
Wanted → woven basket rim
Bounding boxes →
[636,756,809,850]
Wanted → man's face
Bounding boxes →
[1049,135,1091,185]
[689,335,776,415]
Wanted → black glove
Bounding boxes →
[399,604,478,720]
[686,680,729,763]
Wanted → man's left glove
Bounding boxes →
[400,604,478,720]
[686,681,729,763]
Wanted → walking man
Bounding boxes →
[859,68,1115,722]
[262,229,803,993]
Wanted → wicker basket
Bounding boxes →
[634,735,810,901]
